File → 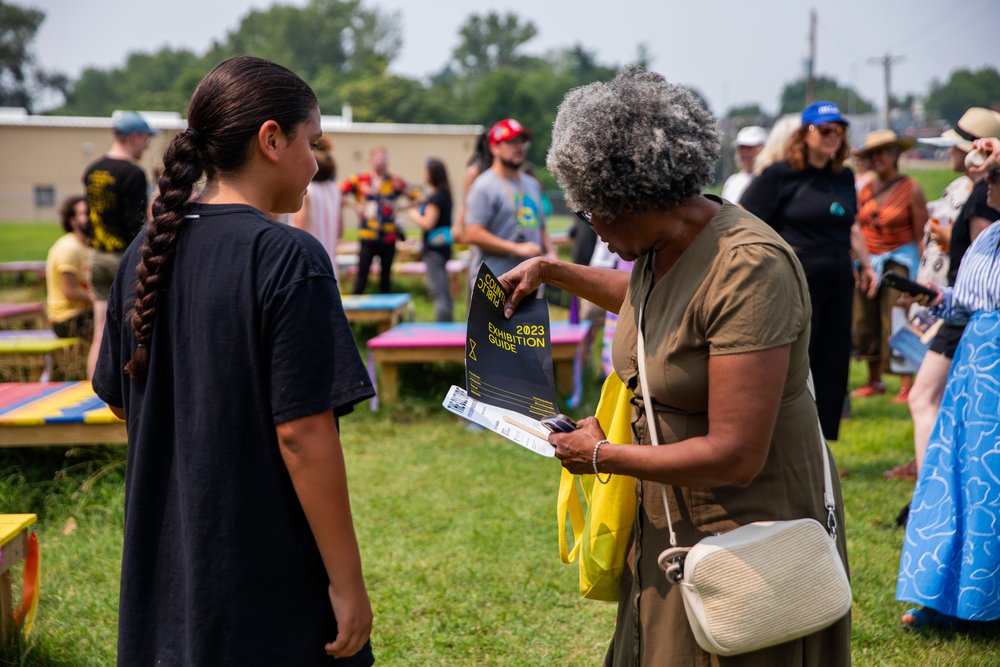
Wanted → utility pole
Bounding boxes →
[868,53,904,129]
[806,9,817,104]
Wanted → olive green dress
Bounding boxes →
[607,200,851,666]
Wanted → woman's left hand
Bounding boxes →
[549,416,606,474]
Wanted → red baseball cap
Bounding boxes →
[488,118,532,146]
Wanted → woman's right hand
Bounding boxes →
[499,256,551,318]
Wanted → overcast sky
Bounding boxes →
[25,0,1000,116]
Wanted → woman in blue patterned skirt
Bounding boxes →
[897,138,1000,629]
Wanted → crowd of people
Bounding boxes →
[737,103,1000,638]
[23,52,996,664]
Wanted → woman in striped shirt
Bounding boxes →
[897,138,1000,630]
[852,130,928,402]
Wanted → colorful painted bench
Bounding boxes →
[0,382,125,447]
[0,331,79,382]
[366,321,591,409]
[0,513,39,643]
[0,261,45,283]
[0,303,46,330]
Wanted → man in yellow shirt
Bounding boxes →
[45,195,93,338]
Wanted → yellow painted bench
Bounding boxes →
[0,514,38,643]
[0,382,125,447]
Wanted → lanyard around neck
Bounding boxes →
[497,173,524,213]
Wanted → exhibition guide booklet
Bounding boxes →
[442,264,558,457]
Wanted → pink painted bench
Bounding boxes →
[365,321,590,409]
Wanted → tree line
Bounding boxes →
[3,0,999,172]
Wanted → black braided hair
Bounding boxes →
[124,56,318,379]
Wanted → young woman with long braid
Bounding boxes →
[92,56,375,665]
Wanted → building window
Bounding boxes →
[33,185,56,208]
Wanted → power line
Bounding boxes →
[887,0,980,52]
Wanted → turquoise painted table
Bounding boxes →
[340,293,412,333]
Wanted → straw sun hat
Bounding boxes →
[918,107,1000,153]
[854,129,916,157]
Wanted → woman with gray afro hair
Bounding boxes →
[547,66,720,216]
[500,67,851,665]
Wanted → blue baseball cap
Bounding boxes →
[112,111,159,136]
[801,101,848,127]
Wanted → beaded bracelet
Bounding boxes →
[593,439,611,484]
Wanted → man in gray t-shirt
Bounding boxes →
[465,118,551,289]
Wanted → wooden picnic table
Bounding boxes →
[0,261,45,282]
[341,293,412,333]
[0,513,38,643]
[365,321,591,409]
[0,332,78,382]
[0,303,46,330]
[0,382,125,447]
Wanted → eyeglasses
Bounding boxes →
[573,209,592,227]
[810,124,845,139]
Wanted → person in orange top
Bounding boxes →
[852,130,927,402]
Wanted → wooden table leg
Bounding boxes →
[0,570,12,644]
[40,352,53,383]
[555,360,573,395]
[378,363,400,404]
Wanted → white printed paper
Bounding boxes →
[442,385,555,457]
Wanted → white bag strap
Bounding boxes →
[806,372,839,538]
[636,299,680,548]
[636,300,837,547]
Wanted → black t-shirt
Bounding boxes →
[421,190,453,258]
[93,203,375,666]
[947,179,1000,285]
[82,156,148,252]
[740,161,857,255]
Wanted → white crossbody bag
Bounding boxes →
[635,301,851,657]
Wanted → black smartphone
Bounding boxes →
[540,414,578,433]
[882,273,938,298]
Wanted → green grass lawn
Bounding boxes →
[905,163,959,202]
[3,189,999,665]
[0,223,62,263]
[3,362,1000,665]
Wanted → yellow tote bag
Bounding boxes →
[557,372,637,601]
